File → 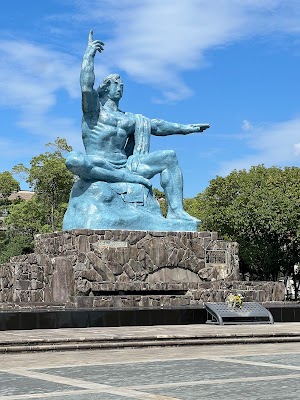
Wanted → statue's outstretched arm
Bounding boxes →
[151,119,210,136]
[80,30,104,113]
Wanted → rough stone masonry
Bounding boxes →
[0,230,284,309]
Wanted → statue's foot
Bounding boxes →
[166,209,200,223]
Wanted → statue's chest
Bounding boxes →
[99,109,135,132]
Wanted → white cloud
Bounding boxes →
[218,117,300,176]
[71,0,300,102]
[242,120,253,131]
[1,0,300,156]
[0,38,112,152]
[294,143,300,156]
[0,40,81,140]
[0,40,79,99]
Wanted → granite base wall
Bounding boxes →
[0,229,285,308]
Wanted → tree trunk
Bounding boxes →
[50,202,55,232]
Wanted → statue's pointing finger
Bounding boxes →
[88,30,104,52]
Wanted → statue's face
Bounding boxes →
[107,79,124,101]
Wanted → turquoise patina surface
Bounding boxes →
[63,31,210,232]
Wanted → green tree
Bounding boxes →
[0,232,33,264]
[0,171,20,199]
[11,138,74,232]
[192,165,300,282]
[183,197,203,226]
[6,196,52,235]
[153,188,168,217]
[45,137,73,153]
[27,154,73,231]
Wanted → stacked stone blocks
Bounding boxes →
[0,229,284,308]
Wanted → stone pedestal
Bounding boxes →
[0,229,285,309]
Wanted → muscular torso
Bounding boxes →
[82,107,136,164]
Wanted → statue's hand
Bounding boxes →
[85,30,105,57]
[187,123,210,133]
[129,174,152,189]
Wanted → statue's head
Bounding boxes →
[98,74,124,105]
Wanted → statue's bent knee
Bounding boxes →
[163,150,179,166]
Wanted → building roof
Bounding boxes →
[8,190,34,201]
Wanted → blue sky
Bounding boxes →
[1,0,300,197]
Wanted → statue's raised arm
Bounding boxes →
[80,30,105,114]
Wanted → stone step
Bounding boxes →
[75,287,284,308]
[89,281,284,292]
[189,289,269,304]
[1,333,300,353]
[90,281,196,292]
[75,294,192,308]
[87,285,282,306]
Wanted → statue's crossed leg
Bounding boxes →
[66,150,199,223]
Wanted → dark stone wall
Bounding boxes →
[0,229,285,308]
[34,229,240,289]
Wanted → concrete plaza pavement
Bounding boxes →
[1,323,300,399]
